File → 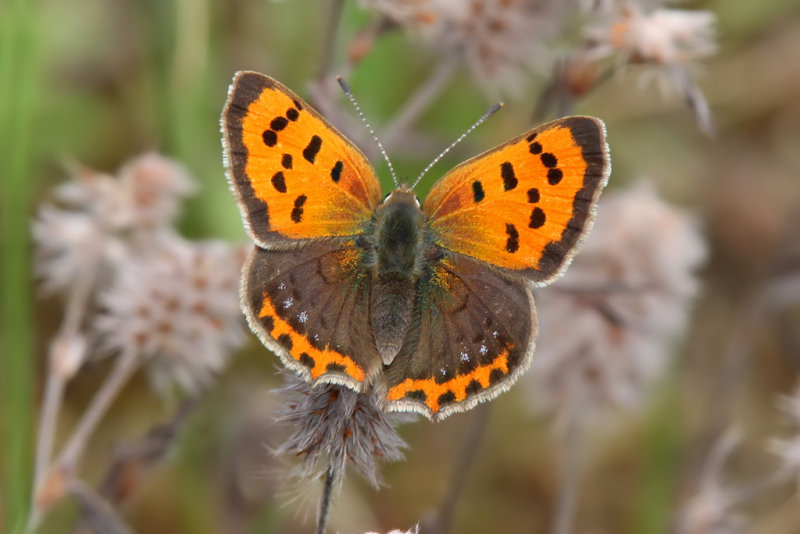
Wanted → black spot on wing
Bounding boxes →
[281,153,293,169]
[326,362,346,373]
[270,116,288,131]
[405,390,427,402]
[331,160,343,182]
[466,380,483,395]
[438,391,456,407]
[262,130,277,147]
[547,168,563,185]
[299,352,315,369]
[501,162,518,191]
[472,180,485,202]
[271,172,287,193]
[489,368,505,385]
[277,333,293,350]
[505,223,519,253]
[529,207,546,229]
[291,195,307,223]
[303,135,322,163]
[541,152,558,168]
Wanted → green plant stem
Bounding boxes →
[0,1,40,532]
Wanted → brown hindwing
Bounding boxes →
[381,251,537,420]
[242,240,382,390]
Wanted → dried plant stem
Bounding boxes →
[67,479,133,534]
[68,399,197,533]
[29,347,140,530]
[57,345,140,473]
[533,61,615,122]
[306,0,357,148]
[552,393,585,534]
[706,290,767,440]
[315,0,345,83]
[747,489,800,533]
[728,468,792,509]
[34,373,65,492]
[29,346,140,530]
[430,403,491,534]
[316,465,336,534]
[30,243,103,533]
[33,244,101,487]
[381,55,461,151]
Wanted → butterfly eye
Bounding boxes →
[383,192,392,203]
[413,195,420,207]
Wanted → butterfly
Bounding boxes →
[221,71,610,421]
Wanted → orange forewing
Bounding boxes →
[424,117,609,282]
[222,72,382,246]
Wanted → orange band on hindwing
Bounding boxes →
[386,351,511,414]
[257,292,366,383]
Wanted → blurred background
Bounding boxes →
[2,0,800,533]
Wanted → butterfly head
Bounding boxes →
[381,185,420,209]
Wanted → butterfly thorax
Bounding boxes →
[375,190,426,276]
[370,188,427,366]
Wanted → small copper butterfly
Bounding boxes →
[221,71,610,421]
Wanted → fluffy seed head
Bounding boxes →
[362,0,564,94]
[94,237,247,394]
[274,372,407,488]
[32,155,195,294]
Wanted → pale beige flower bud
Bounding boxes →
[50,333,87,381]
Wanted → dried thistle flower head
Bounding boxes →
[275,371,407,488]
[585,6,717,133]
[32,154,195,294]
[33,203,109,294]
[362,0,564,94]
[526,183,707,420]
[115,153,196,232]
[588,6,716,66]
[94,237,247,395]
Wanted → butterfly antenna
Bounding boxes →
[409,102,503,191]
[337,76,399,188]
